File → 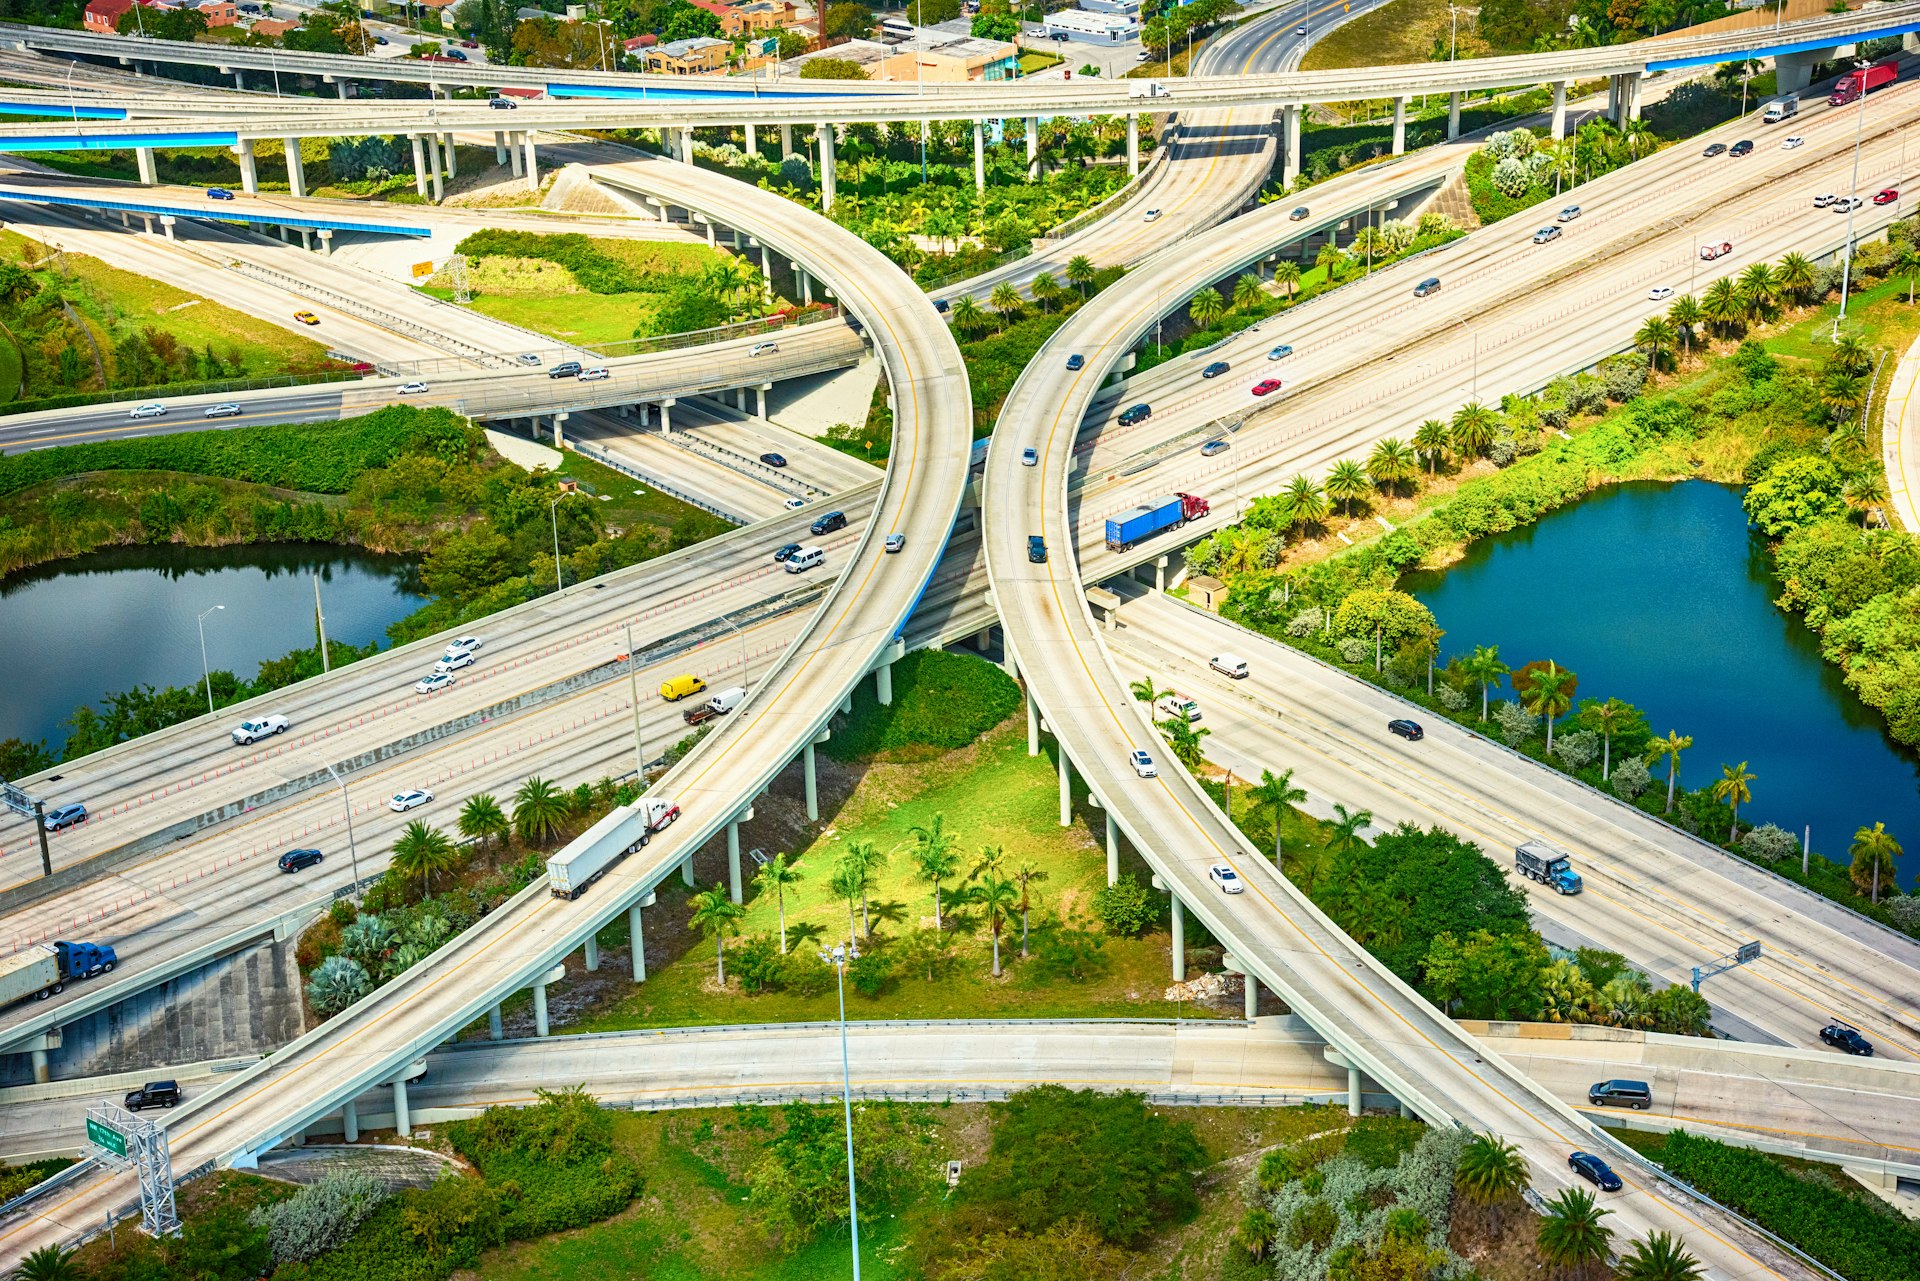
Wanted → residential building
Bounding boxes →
[82,0,136,32]
[180,0,237,26]
[876,21,1017,81]
[646,34,731,73]
[1078,0,1139,13]
[1042,7,1138,43]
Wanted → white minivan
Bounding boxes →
[785,546,825,573]
[1210,654,1249,679]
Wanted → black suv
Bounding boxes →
[1587,1079,1652,1110]
[548,360,582,379]
[1027,535,1047,563]
[1117,403,1152,426]
[1387,719,1424,741]
[1820,1022,1874,1055]
[810,511,847,536]
[125,1080,181,1111]
[278,847,324,873]
[1729,139,1754,157]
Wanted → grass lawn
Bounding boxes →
[553,445,726,535]
[1300,0,1497,69]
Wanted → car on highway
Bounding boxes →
[1820,1022,1874,1055]
[784,547,824,573]
[443,637,483,661]
[1812,192,1836,207]
[548,361,582,379]
[293,310,319,325]
[1065,353,1085,370]
[433,649,476,675]
[1267,344,1293,360]
[1295,23,1306,34]
[811,510,847,535]
[515,353,542,366]
[398,382,429,394]
[207,187,234,200]
[443,47,467,59]
[278,848,324,873]
[1701,142,1727,157]
[1289,206,1309,221]
[1387,719,1424,741]
[1835,196,1864,212]
[1200,439,1230,456]
[1557,205,1581,222]
[1202,361,1230,378]
[124,1081,181,1111]
[1588,1079,1652,1110]
[389,789,434,812]
[760,452,788,468]
[1129,749,1157,778]
[1208,864,1243,894]
[1568,1151,1622,1192]
[1413,277,1441,297]
[750,341,779,357]
[231,715,290,745]
[1142,208,1162,222]
[1648,285,1675,301]
[414,671,455,694]
[1782,135,1804,149]
[1729,139,1754,157]
[1532,226,1562,244]
[43,803,86,832]
[1251,378,1282,396]
[129,402,167,419]
[1027,534,1047,563]
[1021,447,1039,466]
[204,403,242,418]
[785,497,807,510]
[773,542,802,562]
[1875,188,1900,205]
[576,367,610,381]
[1117,403,1152,426]
[1698,241,1732,260]
[489,96,517,109]
[884,533,905,553]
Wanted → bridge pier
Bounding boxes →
[1106,810,1119,885]
[392,1075,411,1137]
[135,145,156,186]
[584,935,599,971]
[1170,893,1185,982]
[659,397,675,433]
[745,122,758,156]
[236,138,258,195]
[427,136,445,203]
[531,961,566,1036]
[159,215,175,241]
[727,810,751,904]
[286,144,307,199]
[681,854,696,887]
[317,228,333,257]
[1549,81,1567,139]
[411,135,428,197]
[876,659,893,706]
[1282,105,1300,188]
[1127,113,1139,177]
[780,123,793,159]
[756,382,771,420]
[972,119,986,191]
[1025,115,1040,181]
[334,77,350,100]
[489,1002,504,1039]
[1774,50,1825,97]
[1390,96,1407,155]
[443,133,457,179]
[1026,691,1039,756]
[341,1100,358,1143]
[522,131,540,192]
[1057,746,1071,826]
[1447,91,1461,140]
[679,126,695,164]
[817,123,836,212]
[629,897,648,981]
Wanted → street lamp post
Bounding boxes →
[549,492,572,596]
[323,761,363,900]
[1836,64,1870,342]
[719,613,749,682]
[196,604,225,716]
[625,621,647,782]
[828,943,862,1281]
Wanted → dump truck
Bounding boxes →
[1514,840,1583,895]
[0,940,118,1005]
[1104,493,1209,551]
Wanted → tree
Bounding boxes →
[1413,418,1450,474]
[1647,730,1692,814]
[1450,401,1501,458]
[1012,858,1048,957]
[950,294,987,336]
[689,884,744,985]
[1744,456,1848,537]
[1701,276,1743,336]
[1250,767,1307,868]
[829,854,866,945]
[990,280,1024,325]
[1710,761,1756,841]
[1736,261,1780,324]
[1325,458,1371,517]
[1316,240,1348,280]
[1423,928,1547,1019]
[1667,293,1704,359]
[1536,1186,1613,1281]
[1066,254,1097,297]
[1461,644,1511,721]
[458,793,509,850]
[843,839,884,936]
[14,1245,83,1281]
[1094,872,1159,936]
[1368,437,1418,495]
[1187,286,1225,331]
[909,813,961,928]
[822,1,874,39]
[1850,821,1901,902]
[1329,803,1372,859]
[1635,314,1677,371]
[390,821,457,897]
[1776,251,1817,305]
[1281,473,1329,534]
[1575,697,1639,780]
[1159,713,1211,769]
[754,852,803,953]
[512,775,569,845]
[1232,272,1266,312]
[1455,1132,1530,1233]
[970,873,1021,976]
[1030,271,1062,312]
[1896,242,1920,305]
[1618,1232,1704,1281]
[1129,675,1161,704]
[1515,660,1578,754]
[1272,259,1301,299]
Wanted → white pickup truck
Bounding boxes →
[231,715,290,745]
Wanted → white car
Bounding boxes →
[1648,285,1676,302]
[415,670,455,694]
[442,636,483,661]
[389,788,434,812]
[1812,192,1836,207]
[230,715,290,745]
[576,367,610,382]
[749,341,779,357]
[1021,447,1039,467]
[433,650,475,675]
[397,381,429,395]
[1142,209,1162,222]
[785,497,807,509]
[204,403,242,419]
[516,353,542,366]
[1209,864,1243,894]
[1129,749,1157,778]
[129,402,167,419]
[1782,135,1805,150]
[1557,205,1582,222]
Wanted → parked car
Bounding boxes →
[1820,1022,1874,1055]
[1252,378,1282,396]
[278,848,324,873]
[43,803,86,832]
[1587,1079,1652,1110]
[760,453,788,468]
[1200,439,1230,456]
[415,671,455,694]
[1875,188,1900,205]
[1021,447,1039,467]
[293,310,319,325]
[204,403,242,418]
[1568,1151,1622,1191]
[129,402,167,419]
[389,789,434,812]
[1267,344,1293,360]
[124,1081,181,1111]
[1202,361,1230,378]
[884,533,906,553]
[1532,226,1561,244]
[1387,719,1424,741]
[1208,864,1243,894]
[1065,353,1085,370]
[1129,749,1157,778]
[773,542,802,562]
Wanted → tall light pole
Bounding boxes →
[828,942,862,1281]
[323,761,363,900]
[1835,62,1870,342]
[196,604,225,716]
[313,573,331,674]
[719,613,749,682]
[625,621,647,782]
[549,492,573,596]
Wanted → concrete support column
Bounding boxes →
[509,132,524,177]
[756,382,770,420]
[1155,555,1167,592]
[679,126,695,164]
[1170,895,1186,982]
[1390,96,1407,155]
[817,124,836,212]
[584,935,599,971]
[1626,71,1642,121]
[522,131,540,192]
[317,228,333,256]
[1447,90,1461,140]
[1282,105,1301,188]
[411,134,428,196]
[533,979,551,1036]
[1400,1100,1415,1119]
[1126,113,1139,177]
[426,135,445,203]
[342,1101,359,1143]
[392,1077,412,1137]
[159,215,175,241]
[973,119,986,192]
[629,900,648,981]
[803,740,819,820]
[727,819,743,903]
[29,1047,47,1084]
[236,137,258,195]
[489,1003,504,1039]
[780,122,793,159]
[1026,691,1040,756]
[1105,810,1119,885]
[494,131,508,167]
[1057,746,1071,827]
[1550,80,1567,139]
[1606,74,1623,125]
[876,661,893,706]
[705,219,717,248]
[746,122,758,155]
[659,397,674,433]
[976,627,992,653]
[135,145,157,185]
[232,69,245,89]
[1348,1065,1362,1116]
[443,134,457,178]
[552,411,567,449]
[336,77,350,99]
[1025,115,1039,180]
[1244,970,1259,1019]
[286,143,307,198]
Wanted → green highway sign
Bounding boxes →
[86,1116,127,1158]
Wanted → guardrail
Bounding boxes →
[570,439,752,526]
[663,419,826,497]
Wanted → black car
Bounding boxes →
[1702,142,1727,157]
[1027,535,1047,563]
[1820,1022,1874,1056]
[1202,361,1230,378]
[278,848,324,873]
[1588,1079,1652,1110]
[1065,353,1084,371]
[124,1080,181,1111]
[489,97,517,110]
[933,298,950,313]
[1387,719,1424,741]
[1117,403,1152,426]
[548,360,582,379]
[1568,1151,1622,1192]
[760,452,788,468]
[1729,139,1754,157]
[811,511,847,535]
[773,542,802,562]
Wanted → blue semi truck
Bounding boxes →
[0,940,118,1006]
[1104,492,1210,551]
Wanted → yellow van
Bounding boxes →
[659,674,707,702]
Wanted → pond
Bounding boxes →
[1401,479,1920,882]
[0,542,425,755]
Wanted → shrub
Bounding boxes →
[1889,895,1920,932]
[305,955,371,1016]
[1491,700,1539,746]
[829,650,1021,758]
[732,934,786,993]
[847,949,895,998]
[1742,823,1799,862]
[780,947,836,996]
[1093,872,1160,937]
[1337,637,1370,664]
[251,1170,388,1265]
[1489,156,1534,198]
[1550,729,1599,770]
[1435,684,1470,713]
[1285,606,1324,637]
[1611,755,1652,799]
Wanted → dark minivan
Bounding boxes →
[548,361,582,379]
[1027,535,1047,563]
[1117,403,1152,426]
[811,510,848,536]
[1413,277,1442,297]
[125,1080,182,1111]
[1587,1079,1652,1110]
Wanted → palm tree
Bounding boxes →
[15,1245,83,1281]
[1736,261,1780,323]
[390,820,456,897]
[1647,730,1693,814]
[828,856,866,946]
[1583,697,1631,781]
[1188,286,1225,331]
[968,873,1020,976]
[970,841,1007,882]
[1012,858,1048,956]
[1849,821,1902,903]
[1281,473,1329,535]
[1461,645,1510,721]
[753,852,802,953]
[1668,294,1704,359]
[1536,1186,1613,1281]
[950,294,987,336]
[512,775,569,845]
[1413,418,1450,475]
[1232,272,1265,312]
[1272,259,1301,300]
[1325,459,1372,517]
[1896,242,1920,305]
[1455,1132,1530,1233]
[1701,277,1742,337]
[843,838,884,935]
[688,884,744,985]
[1030,271,1061,312]
[1821,368,1867,426]
[1066,253,1096,297]
[1368,437,1418,495]
[1329,803,1372,858]
[1250,767,1307,869]
[1315,241,1348,280]
[1450,401,1500,458]
[1711,761,1756,841]
[1845,471,1888,521]
[1634,315,1677,372]
[989,280,1024,325]
[1831,333,1872,376]
[458,793,509,851]
[1129,675,1161,704]
[1518,660,1577,754]
[1776,251,1816,305]
[908,813,961,927]
[1159,714,1211,769]
[1617,1232,1704,1281]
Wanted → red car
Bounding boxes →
[1874,188,1900,205]
[1252,378,1282,396]
[1698,241,1732,260]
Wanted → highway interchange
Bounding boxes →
[3,2,1920,1271]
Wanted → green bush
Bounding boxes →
[1092,871,1161,937]
[828,649,1021,758]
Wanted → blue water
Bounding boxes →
[1401,480,1920,880]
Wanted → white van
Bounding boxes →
[785,546,825,573]
[1155,693,1201,722]
[1209,654,1249,679]
[705,685,747,716]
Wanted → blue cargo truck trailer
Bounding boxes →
[1104,492,1209,551]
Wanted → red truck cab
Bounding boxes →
[1831,60,1897,106]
